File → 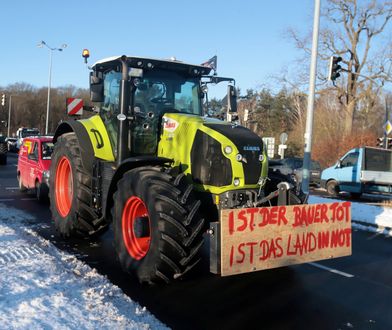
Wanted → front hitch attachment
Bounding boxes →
[277,182,290,205]
[254,181,293,207]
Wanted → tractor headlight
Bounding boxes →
[233,178,240,186]
[259,154,265,162]
[224,146,233,155]
[236,153,243,161]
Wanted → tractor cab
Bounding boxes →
[89,56,236,161]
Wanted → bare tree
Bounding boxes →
[0,83,90,136]
[286,0,392,135]
[321,0,392,134]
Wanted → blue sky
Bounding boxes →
[0,0,315,98]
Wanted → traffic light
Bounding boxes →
[328,56,342,81]
[377,137,392,149]
[1,93,6,106]
[377,137,385,148]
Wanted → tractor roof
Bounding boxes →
[92,55,212,76]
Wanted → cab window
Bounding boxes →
[293,160,303,169]
[29,142,38,161]
[340,152,359,168]
[42,142,54,160]
[101,70,121,155]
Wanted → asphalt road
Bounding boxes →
[1,153,392,330]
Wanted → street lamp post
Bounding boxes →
[301,0,321,196]
[38,41,67,135]
[7,95,12,137]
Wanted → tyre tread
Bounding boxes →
[50,133,107,237]
[112,167,205,284]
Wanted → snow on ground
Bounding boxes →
[0,205,169,330]
[0,197,390,329]
[308,196,392,237]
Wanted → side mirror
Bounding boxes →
[336,161,341,168]
[200,84,208,99]
[90,72,104,102]
[227,85,237,113]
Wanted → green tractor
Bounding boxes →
[50,55,304,283]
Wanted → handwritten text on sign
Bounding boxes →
[220,202,351,276]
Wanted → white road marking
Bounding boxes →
[309,262,354,278]
[5,187,19,190]
[0,199,14,202]
[21,198,37,201]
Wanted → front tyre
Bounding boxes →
[49,133,107,237]
[113,167,205,284]
[18,172,27,192]
[0,155,6,165]
[36,181,49,203]
[326,180,339,197]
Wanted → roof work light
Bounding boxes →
[82,49,90,64]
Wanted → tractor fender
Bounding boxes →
[104,156,173,222]
[53,121,95,172]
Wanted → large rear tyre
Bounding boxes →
[112,167,205,284]
[49,132,107,237]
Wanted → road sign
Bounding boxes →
[262,137,275,158]
[280,132,288,144]
[66,98,83,116]
[383,120,392,135]
[278,144,287,159]
[243,109,249,122]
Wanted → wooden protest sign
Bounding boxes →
[220,202,352,276]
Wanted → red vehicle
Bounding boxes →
[17,136,54,202]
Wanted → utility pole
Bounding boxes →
[384,95,389,149]
[301,0,321,195]
[7,95,12,137]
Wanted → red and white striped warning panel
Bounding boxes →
[66,98,83,116]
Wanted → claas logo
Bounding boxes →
[163,117,179,132]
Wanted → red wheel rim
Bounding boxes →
[55,156,73,217]
[122,196,151,260]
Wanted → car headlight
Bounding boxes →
[43,170,50,180]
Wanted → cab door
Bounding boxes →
[337,151,361,192]
[18,140,30,186]
[27,142,39,188]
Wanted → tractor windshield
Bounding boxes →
[101,69,202,156]
[134,69,202,116]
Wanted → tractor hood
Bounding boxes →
[157,113,268,194]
